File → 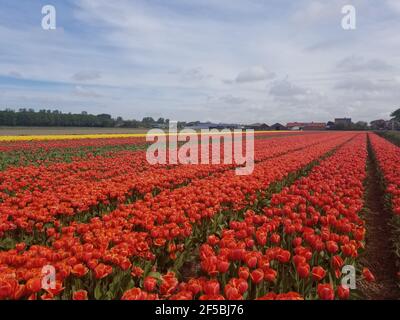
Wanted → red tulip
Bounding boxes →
[276,250,291,264]
[270,233,281,244]
[170,291,193,300]
[0,279,16,299]
[160,272,178,296]
[245,255,258,269]
[292,237,302,247]
[71,264,88,278]
[312,266,326,282]
[250,269,264,284]
[297,263,310,279]
[203,280,220,296]
[363,268,375,282]
[15,242,26,252]
[187,279,202,295]
[73,290,88,300]
[236,279,249,294]
[26,277,42,293]
[94,263,113,279]
[317,283,335,300]
[121,288,147,300]
[337,285,350,300]
[144,276,158,292]
[331,255,344,270]
[217,259,230,273]
[263,268,277,282]
[238,267,249,280]
[293,254,306,267]
[131,266,144,278]
[326,241,339,254]
[224,285,242,300]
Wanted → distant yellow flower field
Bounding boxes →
[0,134,146,141]
[0,131,294,141]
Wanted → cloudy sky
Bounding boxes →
[0,0,399,124]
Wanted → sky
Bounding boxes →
[0,0,399,124]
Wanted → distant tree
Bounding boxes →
[96,114,113,127]
[157,117,165,124]
[391,108,400,121]
[370,119,386,130]
[0,108,201,129]
[142,117,155,127]
[354,121,368,130]
[178,121,187,129]
[96,114,111,119]
[0,108,118,127]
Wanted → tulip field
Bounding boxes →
[1,131,399,300]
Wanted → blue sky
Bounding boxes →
[0,0,399,124]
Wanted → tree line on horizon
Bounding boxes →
[0,108,175,128]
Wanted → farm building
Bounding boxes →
[334,118,352,126]
[286,122,326,130]
[244,123,270,131]
[370,119,400,130]
[269,123,288,130]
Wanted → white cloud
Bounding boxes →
[219,95,247,105]
[269,78,307,97]
[235,66,275,83]
[336,56,392,73]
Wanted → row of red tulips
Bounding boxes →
[0,137,147,153]
[368,133,400,277]
[369,133,400,216]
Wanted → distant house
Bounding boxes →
[151,123,169,129]
[287,122,301,130]
[209,123,243,130]
[326,121,335,129]
[385,119,400,130]
[270,123,288,131]
[370,119,386,130]
[370,119,400,130]
[184,122,242,130]
[334,118,352,126]
[303,123,326,131]
[244,123,270,131]
[286,122,326,131]
[184,122,214,130]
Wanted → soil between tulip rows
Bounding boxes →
[357,137,400,300]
